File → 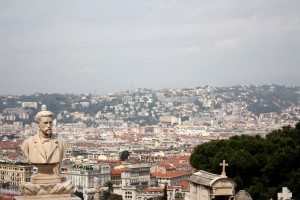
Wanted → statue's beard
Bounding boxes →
[42,129,52,138]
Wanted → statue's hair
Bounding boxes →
[35,111,53,123]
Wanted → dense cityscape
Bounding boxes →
[0,84,300,200]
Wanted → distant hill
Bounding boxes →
[0,84,299,126]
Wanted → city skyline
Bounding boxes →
[0,0,299,95]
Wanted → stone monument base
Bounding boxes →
[31,174,62,184]
[31,163,62,184]
[19,180,74,196]
[14,194,81,200]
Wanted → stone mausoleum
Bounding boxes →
[188,160,236,200]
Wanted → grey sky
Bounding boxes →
[0,0,299,95]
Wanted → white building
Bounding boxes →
[0,164,33,190]
[189,170,236,200]
[119,164,151,200]
[64,163,110,199]
[21,102,38,109]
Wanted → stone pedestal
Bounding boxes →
[15,180,80,200]
[31,163,62,184]
[14,194,81,200]
[17,111,76,200]
[19,180,74,196]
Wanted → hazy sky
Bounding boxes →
[0,0,299,95]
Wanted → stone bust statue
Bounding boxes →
[18,111,75,196]
[21,110,67,183]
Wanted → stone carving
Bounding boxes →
[278,187,292,200]
[235,190,253,200]
[20,180,74,196]
[202,191,208,200]
[85,177,107,200]
[21,111,67,184]
[21,112,67,164]
[18,110,75,198]
[220,160,228,177]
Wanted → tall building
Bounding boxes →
[120,164,151,200]
[0,164,33,190]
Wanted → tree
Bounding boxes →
[120,150,130,161]
[190,121,300,200]
[162,183,168,200]
[105,181,114,193]
[103,181,122,200]
[74,190,83,200]
[103,193,123,200]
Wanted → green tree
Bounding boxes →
[190,121,300,200]
[105,180,114,193]
[103,181,122,200]
[74,190,83,200]
[162,183,168,200]
[120,150,130,161]
[104,193,123,200]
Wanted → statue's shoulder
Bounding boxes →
[52,133,66,143]
[21,135,36,149]
[24,134,37,142]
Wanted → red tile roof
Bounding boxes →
[110,169,122,175]
[167,181,190,192]
[175,181,190,190]
[170,155,190,162]
[8,153,18,158]
[156,170,192,178]
[0,141,21,149]
[121,167,132,171]
[164,164,176,170]
[150,172,164,177]
[141,187,164,193]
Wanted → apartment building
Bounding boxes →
[120,164,151,200]
[0,164,33,189]
[121,164,150,188]
[155,170,192,187]
[159,116,181,125]
[110,168,122,186]
[63,163,110,196]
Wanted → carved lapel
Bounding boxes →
[33,134,47,160]
[47,137,58,160]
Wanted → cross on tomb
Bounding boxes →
[220,160,228,176]
[85,177,104,200]
[278,187,292,200]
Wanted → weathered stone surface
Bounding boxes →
[20,180,74,196]
[14,194,81,200]
[189,167,237,200]
[278,187,293,200]
[235,190,253,200]
[21,111,67,165]
[30,165,62,184]
[15,111,77,200]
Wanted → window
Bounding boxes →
[125,191,133,200]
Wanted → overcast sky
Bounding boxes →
[0,0,299,95]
